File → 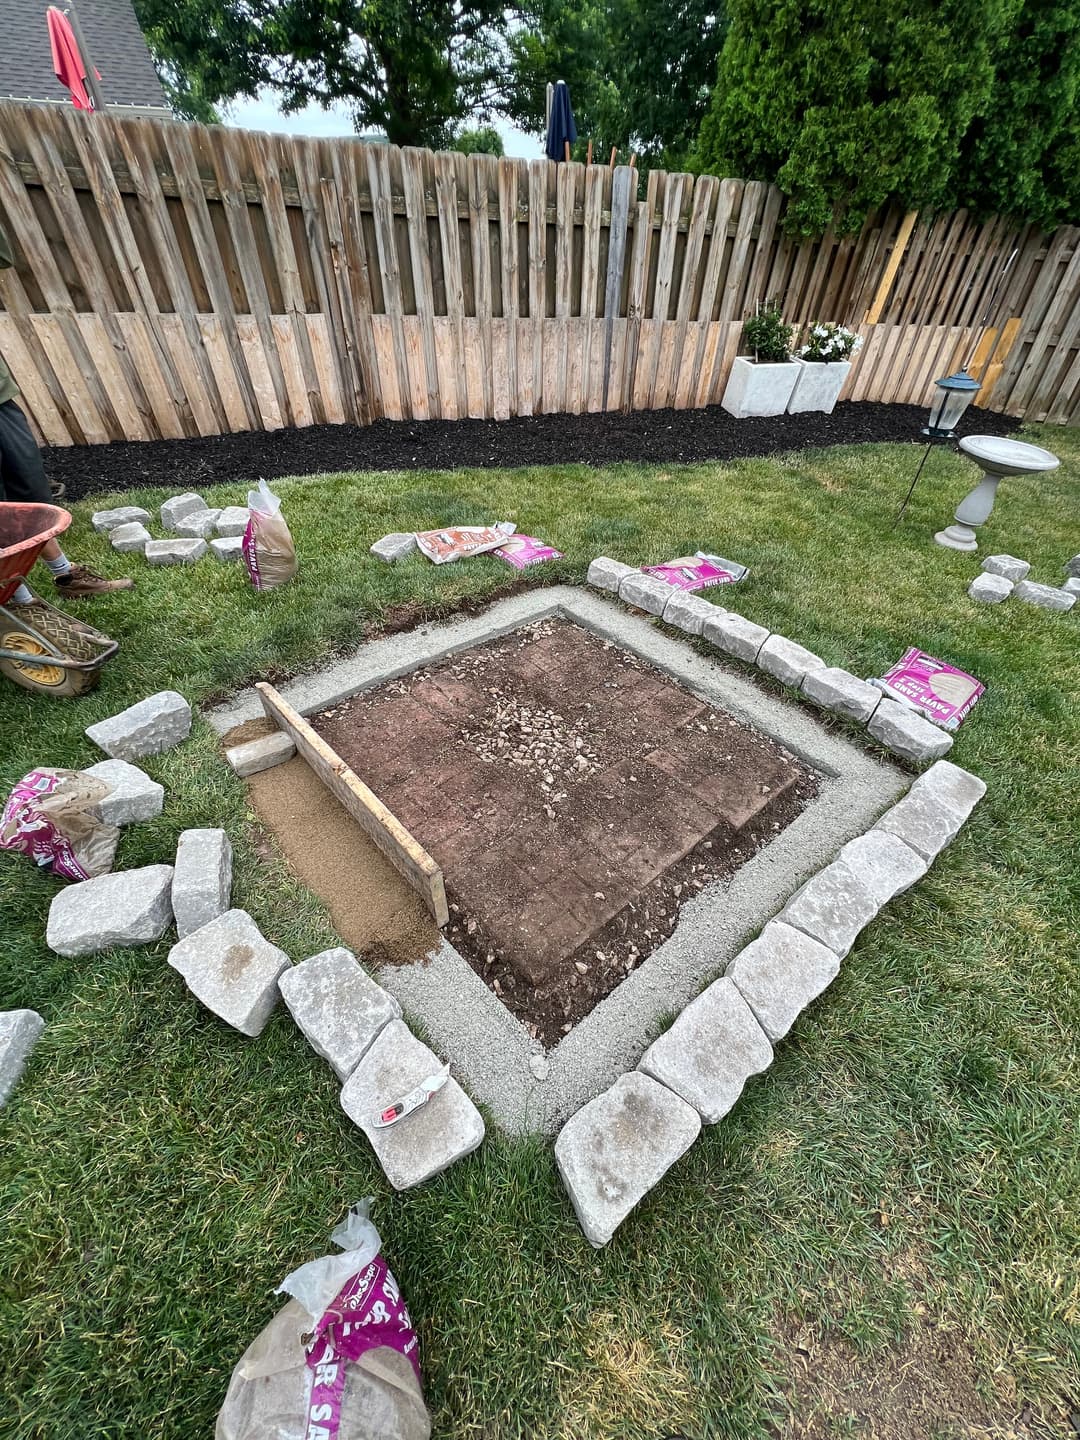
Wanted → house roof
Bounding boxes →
[0,0,170,111]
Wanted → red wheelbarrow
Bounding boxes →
[0,502,118,697]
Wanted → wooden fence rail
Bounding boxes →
[0,102,1076,446]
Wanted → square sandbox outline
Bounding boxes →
[208,586,907,1136]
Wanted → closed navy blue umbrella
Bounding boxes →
[545,80,577,162]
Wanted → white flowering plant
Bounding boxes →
[796,322,863,363]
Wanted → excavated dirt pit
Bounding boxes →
[304,617,819,1045]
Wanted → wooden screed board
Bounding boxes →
[256,681,450,927]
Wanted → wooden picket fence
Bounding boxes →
[0,102,1076,446]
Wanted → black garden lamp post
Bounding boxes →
[922,366,982,439]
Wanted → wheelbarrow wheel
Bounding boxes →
[0,630,99,696]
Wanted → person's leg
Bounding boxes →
[0,399,131,598]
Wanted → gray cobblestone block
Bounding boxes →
[981,554,1030,582]
[1062,577,1080,596]
[700,607,770,664]
[210,536,243,563]
[279,948,401,1080]
[168,909,290,1036]
[86,690,192,760]
[92,505,151,533]
[109,521,152,553]
[554,1072,700,1247]
[370,532,418,563]
[835,829,928,905]
[778,858,881,958]
[225,731,295,777]
[160,493,208,530]
[586,556,638,594]
[173,508,223,539]
[340,1020,485,1190]
[801,666,881,723]
[215,506,251,538]
[638,976,772,1124]
[0,1009,45,1108]
[145,539,208,566]
[757,634,826,688]
[875,760,986,861]
[1065,555,1080,579]
[618,571,676,616]
[83,758,164,825]
[726,920,840,1042]
[968,573,1014,604]
[1013,579,1075,612]
[867,697,953,763]
[172,829,233,939]
[661,589,716,636]
[46,864,174,957]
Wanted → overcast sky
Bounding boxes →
[225,92,540,158]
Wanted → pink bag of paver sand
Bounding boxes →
[243,481,298,591]
[642,554,748,590]
[0,768,119,880]
[870,648,984,730]
[216,1201,431,1440]
[493,534,564,569]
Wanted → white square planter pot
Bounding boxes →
[787,358,853,414]
[721,357,801,419]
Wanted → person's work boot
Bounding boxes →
[54,563,133,597]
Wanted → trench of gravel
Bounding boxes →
[242,616,821,1047]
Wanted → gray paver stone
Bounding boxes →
[618,571,676,616]
[801,666,881,723]
[867,697,953,763]
[968,573,1013,604]
[145,538,207,566]
[109,521,152,553]
[172,829,233,938]
[0,1010,45,1108]
[554,1071,700,1247]
[1062,577,1080,596]
[167,909,289,1036]
[875,759,986,861]
[981,554,1030,582]
[638,976,772,1124]
[160,493,208,530]
[83,758,164,824]
[778,858,881,958]
[701,607,770,663]
[726,920,840,1042]
[210,536,243,563]
[86,690,192,760]
[215,506,251,538]
[660,589,716,636]
[340,1020,485,1189]
[225,731,295,776]
[173,508,223,539]
[757,634,826,688]
[46,864,174,957]
[279,947,401,1080]
[370,532,417,563]
[92,505,151,533]
[586,556,638,594]
[1013,579,1075,613]
[835,829,928,905]
[1065,555,1080,579]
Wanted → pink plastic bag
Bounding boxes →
[0,768,118,881]
[870,647,984,730]
[243,481,298,591]
[216,1201,430,1440]
[493,534,564,569]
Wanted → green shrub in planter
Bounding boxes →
[742,304,793,363]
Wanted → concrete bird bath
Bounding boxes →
[934,435,1060,552]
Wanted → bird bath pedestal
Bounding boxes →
[934,435,1060,552]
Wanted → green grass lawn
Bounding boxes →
[1,427,1077,1439]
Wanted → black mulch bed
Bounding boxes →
[45,400,1020,502]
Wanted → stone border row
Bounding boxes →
[587,557,955,764]
[550,561,989,1245]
